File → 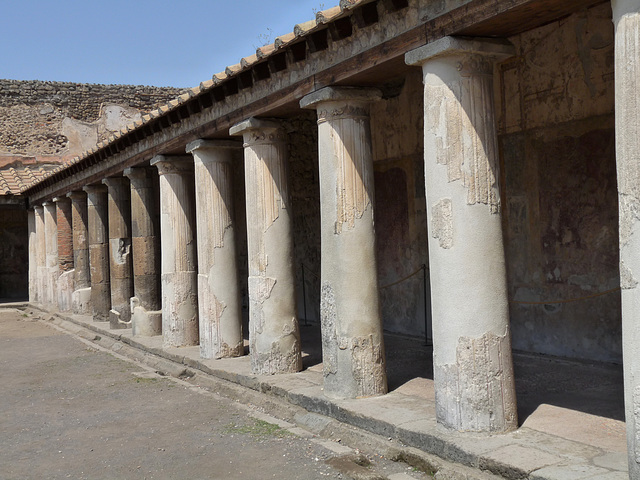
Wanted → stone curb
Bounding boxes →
[25,305,626,480]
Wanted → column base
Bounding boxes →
[130,297,162,336]
[109,309,130,330]
[57,269,75,312]
[72,287,92,315]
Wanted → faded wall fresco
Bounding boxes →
[497,2,621,363]
[371,71,429,338]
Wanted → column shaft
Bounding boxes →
[612,0,640,475]
[406,37,517,433]
[230,118,301,375]
[151,155,199,348]
[68,191,91,314]
[300,87,387,399]
[34,206,46,304]
[84,185,111,321]
[43,202,58,308]
[54,197,74,312]
[103,177,133,329]
[28,210,36,303]
[124,167,162,336]
[187,139,244,359]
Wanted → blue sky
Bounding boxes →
[0,0,325,88]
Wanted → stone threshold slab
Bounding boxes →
[29,305,629,480]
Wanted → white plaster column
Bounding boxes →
[84,184,111,322]
[300,87,387,399]
[230,118,302,374]
[54,196,74,312]
[124,167,162,337]
[186,139,244,359]
[406,37,517,433]
[151,155,199,348]
[43,201,58,309]
[68,191,91,314]
[611,0,640,475]
[28,209,36,303]
[102,177,133,329]
[34,206,46,304]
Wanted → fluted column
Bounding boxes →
[83,185,110,322]
[43,201,58,308]
[28,209,36,303]
[300,87,387,399]
[124,167,162,337]
[187,139,244,359]
[68,191,91,314]
[102,177,133,329]
[230,118,301,375]
[406,37,517,433]
[611,0,640,475]
[54,196,74,312]
[34,206,46,304]
[151,155,199,348]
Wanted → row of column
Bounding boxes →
[27,36,515,431]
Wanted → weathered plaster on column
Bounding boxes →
[67,191,91,314]
[611,0,640,474]
[187,139,244,359]
[34,206,46,304]
[83,184,111,322]
[124,167,162,337]
[406,37,517,433]
[43,201,58,308]
[151,155,199,348]
[54,196,74,312]
[102,177,134,329]
[230,118,301,375]
[28,209,36,303]
[301,87,387,399]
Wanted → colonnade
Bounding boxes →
[25,17,640,474]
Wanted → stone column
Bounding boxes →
[229,118,301,375]
[34,206,46,304]
[187,139,244,359]
[54,196,74,312]
[83,185,110,322]
[300,87,387,399]
[151,155,199,348]
[124,167,162,337]
[406,37,517,433]
[612,0,640,475]
[43,201,58,309]
[28,209,36,303]
[102,177,133,329]
[67,191,91,314]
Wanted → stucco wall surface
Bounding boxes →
[497,2,621,363]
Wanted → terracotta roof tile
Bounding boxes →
[1,162,61,195]
[317,6,342,24]
[274,32,296,49]
[294,19,318,37]
[225,63,242,76]
[240,54,259,69]
[256,43,276,59]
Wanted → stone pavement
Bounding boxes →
[19,303,629,480]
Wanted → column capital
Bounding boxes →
[150,155,193,175]
[123,166,155,185]
[405,36,515,69]
[102,176,129,189]
[612,0,640,23]
[229,118,286,146]
[33,204,44,213]
[185,139,242,155]
[300,86,382,110]
[66,190,87,201]
[42,200,55,207]
[52,196,71,204]
[83,184,108,195]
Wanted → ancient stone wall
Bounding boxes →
[0,80,185,157]
[497,2,621,362]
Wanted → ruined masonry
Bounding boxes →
[8,0,640,478]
